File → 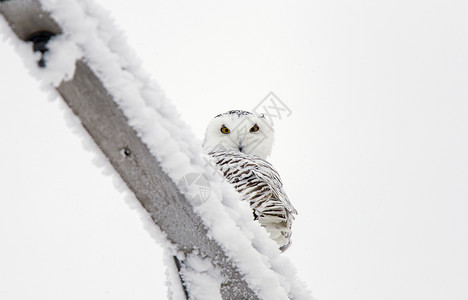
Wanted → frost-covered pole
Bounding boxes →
[0,1,259,299]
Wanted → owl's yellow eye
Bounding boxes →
[250,124,259,132]
[220,126,230,134]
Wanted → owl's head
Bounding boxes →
[202,110,274,159]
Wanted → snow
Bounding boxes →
[2,0,468,299]
[1,0,311,299]
[179,254,222,300]
[164,252,187,300]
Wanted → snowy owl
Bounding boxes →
[203,110,297,251]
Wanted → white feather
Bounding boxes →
[203,110,297,251]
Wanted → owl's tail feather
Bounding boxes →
[259,216,292,252]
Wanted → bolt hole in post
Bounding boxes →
[120,147,132,158]
[26,31,56,67]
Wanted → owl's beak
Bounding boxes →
[238,146,243,152]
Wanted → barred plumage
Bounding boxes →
[203,110,297,251]
[208,150,297,250]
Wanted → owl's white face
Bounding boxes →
[203,110,274,159]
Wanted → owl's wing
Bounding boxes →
[253,158,298,215]
[208,150,297,250]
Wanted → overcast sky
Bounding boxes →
[1,0,467,299]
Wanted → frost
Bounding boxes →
[164,251,187,300]
[0,0,312,298]
[180,254,222,300]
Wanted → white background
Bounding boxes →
[1,0,467,299]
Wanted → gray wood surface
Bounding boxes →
[0,1,259,299]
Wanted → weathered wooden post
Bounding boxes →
[0,0,259,298]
